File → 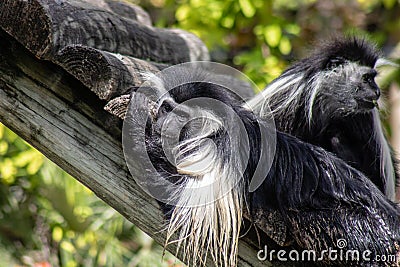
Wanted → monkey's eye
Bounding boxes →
[327,57,345,69]
[362,70,377,84]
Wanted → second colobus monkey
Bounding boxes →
[248,37,398,201]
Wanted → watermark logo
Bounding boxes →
[257,239,398,264]
[336,238,347,249]
[122,61,276,206]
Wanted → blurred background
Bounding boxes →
[1,0,400,266]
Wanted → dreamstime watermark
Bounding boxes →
[257,239,399,264]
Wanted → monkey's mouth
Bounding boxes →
[357,99,379,110]
[372,99,379,109]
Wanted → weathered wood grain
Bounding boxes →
[0,29,298,267]
[55,45,167,100]
[79,0,153,26]
[105,94,131,119]
[0,0,209,64]
[56,44,256,114]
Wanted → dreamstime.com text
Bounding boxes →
[257,239,398,264]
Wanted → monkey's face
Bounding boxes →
[315,62,380,116]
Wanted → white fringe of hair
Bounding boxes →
[246,73,304,119]
[360,58,396,201]
[372,109,396,201]
[144,72,244,266]
[165,111,244,266]
[247,62,367,123]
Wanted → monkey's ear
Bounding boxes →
[375,58,399,68]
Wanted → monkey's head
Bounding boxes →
[306,37,381,117]
[250,37,386,127]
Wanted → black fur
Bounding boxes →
[289,37,379,76]
[128,72,400,266]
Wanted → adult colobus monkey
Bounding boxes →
[248,37,398,201]
[123,64,400,267]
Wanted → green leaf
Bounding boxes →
[279,36,292,55]
[264,24,282,47]
[52,226,63,242]
[0,141,8,155]
[285,24,301,35]
[239,0,256,18]
[0,159,17,184]
[221,16,235,28]
[175,4,191,21]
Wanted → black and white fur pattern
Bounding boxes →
[248,37,398,201]
[128,71,247,266]
[127,68,400,266]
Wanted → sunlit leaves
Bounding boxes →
[279,36,292,55]
[263,24,282,47]
[0,141,8,156]
[239,0,256,17]
[52,226,63,242]
[0,124,44,185]
[285,24,301,35]
[14,150,43,175]
[0,123,183,266]
[0,159,17,184]
[221,15,235,28]
[163,0,298,89]
[272,0,316,10]
[175,4,190,21]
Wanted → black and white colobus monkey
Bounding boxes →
[248,37,398,201]
[125,67,400,267]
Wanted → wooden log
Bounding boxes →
[103,72,256,119]
[55,45,167,100]
[105,94,131,119]
[74,0,153,26]
[56,45,255,110]
[0,28,297,267]
[0,0,209,64]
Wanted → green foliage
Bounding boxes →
[0,123,182,267]
[0,125,42,259]
[140,0,400,90]
[155,0,301,87]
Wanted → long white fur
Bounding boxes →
[375,58,399,68]
[165,113,244,266]
[145,73,244,266]
[372,109,396,201]
[246,73,304,119]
